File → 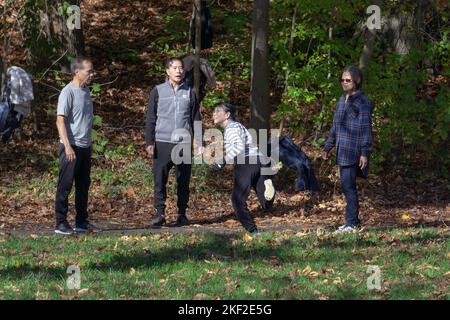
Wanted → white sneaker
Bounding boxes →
[264,179,275,201]
[335,225,358,233]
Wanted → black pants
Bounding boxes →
[339,164,360,226]
[232,160,272,232]
[153,142,191,216]
[55,143,91,226]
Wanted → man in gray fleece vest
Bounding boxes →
[145,57,202,227]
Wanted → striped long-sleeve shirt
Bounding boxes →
[221,120,261,164]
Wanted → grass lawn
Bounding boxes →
[0,227,448,300]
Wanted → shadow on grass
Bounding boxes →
[1,233,291,280]
[0,226,447,282]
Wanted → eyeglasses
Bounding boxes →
[340,78,353,83]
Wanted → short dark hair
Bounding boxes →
[215,102,236,121]
[340,65,363,90]
[70,56,91,75]
[164,57,184,69]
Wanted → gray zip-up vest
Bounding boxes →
[155,81,192,143]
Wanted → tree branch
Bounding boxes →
[40,49,69,80]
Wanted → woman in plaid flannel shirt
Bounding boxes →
[322,66,373,232]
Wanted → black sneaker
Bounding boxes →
[74,221,101,233]
[150,215,166,227]
[55,222,74,235]
[176,215,190,226]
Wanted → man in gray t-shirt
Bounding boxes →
[54,57,99,235]
[57,82,93,147]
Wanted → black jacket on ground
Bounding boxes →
[268,136,320,193]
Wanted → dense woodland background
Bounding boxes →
[0,0,448,231]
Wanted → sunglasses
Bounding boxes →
[340,78,353,83]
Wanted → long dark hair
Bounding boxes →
[340,65,363,90]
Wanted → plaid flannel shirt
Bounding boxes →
[324,90,373,166]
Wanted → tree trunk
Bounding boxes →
[49,0,85,58]
[283,4,297,91]
[61,0,85,57]
[0,56,5,99]
[359,27,377,69]
[69,0,85,56]
[1,1,7,99]
[250,0,270,131]
[280,4,297,133]
[359,0,382,69]
[19,0,82,69]
[194,0,201,100]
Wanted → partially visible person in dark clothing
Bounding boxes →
[183,55,216,104]
[322,65,373,232]
[190,0,213,50]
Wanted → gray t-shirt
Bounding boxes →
[57,82,93,148]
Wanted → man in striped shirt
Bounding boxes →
[211,103,275,233]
